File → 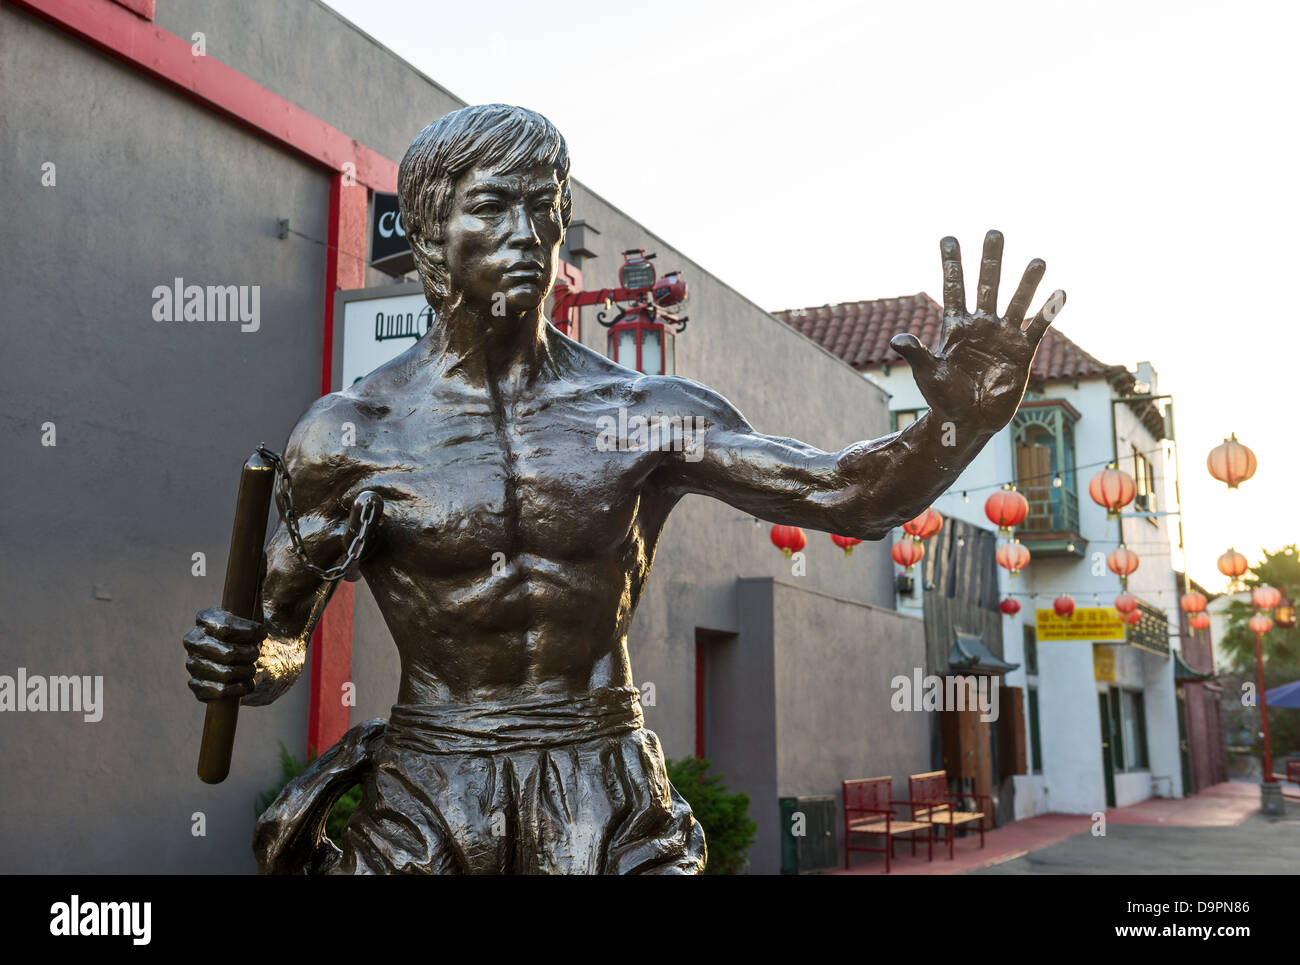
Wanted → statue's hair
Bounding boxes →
[398,104,572,309]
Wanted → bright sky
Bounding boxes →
[321,0,1297,590]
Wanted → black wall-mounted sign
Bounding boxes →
[371,192,415,277]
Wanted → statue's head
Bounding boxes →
[399,104,572,317]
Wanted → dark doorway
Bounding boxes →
[694,628,737,761]
[1176,691,1191,796]
[1098,692,1117,809]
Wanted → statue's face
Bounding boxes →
[442,160,564,316]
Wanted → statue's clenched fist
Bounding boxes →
[184,606,265,702]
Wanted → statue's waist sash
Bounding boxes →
[384,685,645,756]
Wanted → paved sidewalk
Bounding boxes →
[834,782,1297,875]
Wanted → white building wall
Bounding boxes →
[869,358,1183,815]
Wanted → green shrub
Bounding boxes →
[665,756,757,875]
[255,742,362,846]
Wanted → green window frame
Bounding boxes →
[890,408,925,433]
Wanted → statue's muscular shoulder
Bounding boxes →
[280,375,397,519]
[552,330,736,423]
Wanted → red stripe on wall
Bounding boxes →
[10,0,399,192]
[306,172,370,757]
[307,582,355,757]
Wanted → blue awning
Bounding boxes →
[1265,678,1300,709]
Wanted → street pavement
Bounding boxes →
[836,781,1300,875]
[976,796,1299,875]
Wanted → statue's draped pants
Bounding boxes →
[254,686,706,874]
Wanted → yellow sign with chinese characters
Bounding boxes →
[1035,607,1127,642]
[1093,643,1117,682]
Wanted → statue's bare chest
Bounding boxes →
[359,394,660,570]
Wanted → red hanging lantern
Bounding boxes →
[770,525,806,559]
[1206,433,1257,489]
[903,507,943,541]
[999,597,1022,618]
[985,485,1029,535]
[1251,585,1282,611]
[1088,464,1137,518]
[1125,610,1141,625]
[1106,545,1141,579]
[891,539,925,572]
[1217,549,1248,580]
[1179,592,1207,614]
[1249,613,1274,635]
[1114,593,1138,615]
[1054,594,1076,618]
[1189,612,1211,631]
[995,539,1031,577]
[830,533,862,557]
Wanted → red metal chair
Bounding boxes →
[842,777,933,873]
[907,770,989,859]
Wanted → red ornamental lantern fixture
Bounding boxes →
[1217,549,1248,580]
[830,534,862,557]
[1125,610,1141,625]
[1180,592,1207,615]
[985,485,1029,535]
[769,525,806,559]
[903,507,943,541]
[1249,613,1274,635]
[995,539,1031,577]
[1206,433,1257,489]
[1054,594,1076,618]
[1251,585,1282,611]
[891,539,925,573]
[1114,593,1138,615]
[999,597,1022,618]
[1106,545,1141,580]
[1189,612,1211,631]
[1088,464,1137,518]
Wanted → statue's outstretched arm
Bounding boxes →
[661,231,1065,540]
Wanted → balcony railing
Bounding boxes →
[1020,484,1079,534]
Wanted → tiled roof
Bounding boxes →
[772,292,1125,385]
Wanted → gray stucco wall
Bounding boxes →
[0,6,337,872]
[1,0,902,873]
[770,579,930,871]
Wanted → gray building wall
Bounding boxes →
[1,0,912,874]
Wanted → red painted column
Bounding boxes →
[307,173,368,757]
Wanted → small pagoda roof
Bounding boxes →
[948,632,1019,676]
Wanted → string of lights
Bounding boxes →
[945,440,1177,503]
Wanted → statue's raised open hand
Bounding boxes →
[889,230,1065,433]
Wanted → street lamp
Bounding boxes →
[1248,585,1281,796]
[1274,596,1297,630]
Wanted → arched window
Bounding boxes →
[1011,400,1083,556]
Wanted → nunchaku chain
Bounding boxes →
[256,444,379,582]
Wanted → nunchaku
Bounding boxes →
[197,447,383,784]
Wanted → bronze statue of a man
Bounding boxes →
[184,104,1064,874]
